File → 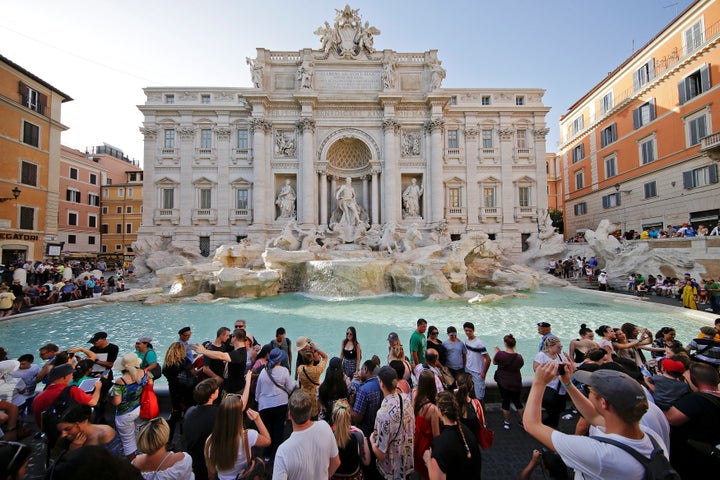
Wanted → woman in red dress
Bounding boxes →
[413,370,440,480]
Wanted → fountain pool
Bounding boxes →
[0,288,710,380]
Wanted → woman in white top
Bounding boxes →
[594,325,616,355]
[254,348,294,460]
[132,417,194,480]
[205,395,271,480]
[533,337,571,429]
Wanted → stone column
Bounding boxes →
[250,119,271,226]
[371,170,379,224]
[498,127,515,225]
[426,119,445,223]
[319,171,328,229]
[138,127,157,236]
[330,176,337,218]
[362,175,369,213]
[382,119,401,224]
[177,125,195,226]
[214,126,232,228]
[464,127,480,226]
[533,127,550,214]
[297,118,316,226]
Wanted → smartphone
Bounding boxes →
[557,364,566,376]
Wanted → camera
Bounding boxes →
[557,364,566,376]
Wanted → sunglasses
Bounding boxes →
[448,333,457,337]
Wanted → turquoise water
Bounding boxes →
[0,288,709,379]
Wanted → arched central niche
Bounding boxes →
[327,137,372,177]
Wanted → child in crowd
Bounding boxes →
[643,355,690,410]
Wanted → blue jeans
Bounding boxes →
[466,368,486,400]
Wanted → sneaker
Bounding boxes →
[503,421,510,430]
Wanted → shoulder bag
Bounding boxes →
[139,371,160,420]
[471,398,494,450]
[235,429,266,480]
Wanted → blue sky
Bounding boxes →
[0,0,694,162]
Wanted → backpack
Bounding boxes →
[591,435,680,480]
[41,386,80,449]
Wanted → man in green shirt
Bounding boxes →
[707,278,720,314]
[409,318,427,366]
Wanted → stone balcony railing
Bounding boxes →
[445,206,466,220]
[700,131,720,162]
[479,207,502,222]
[192,208,217,224]
[230,209,252,224]
[159,147,178,158]
[195,148,216,160]
[514,206,537,221]
[154,208,179,225]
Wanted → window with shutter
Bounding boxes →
[22,121,39,147]
[20,206,34,230]
[21,161,38,186]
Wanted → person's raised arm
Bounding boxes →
[523,361,560,450]
[191,344,231,363]
[559,362,604,427]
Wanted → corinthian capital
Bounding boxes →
[382,119,401,134]
[249,118,273,133]
[464,128,479,139]
[296,118,316,133]
[533,128,550,139]
[139,127,157,139]
[424,119,445,133]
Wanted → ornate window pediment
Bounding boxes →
[514,175,535,186]
[443,176,465,188]
[230,177,253,188]
[155,177,179,187]
[192,176,217,187]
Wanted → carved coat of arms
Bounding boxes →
[314,5,380,58]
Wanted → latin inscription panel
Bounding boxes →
[315,70,381,90]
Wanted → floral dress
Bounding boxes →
[374,392,414,480]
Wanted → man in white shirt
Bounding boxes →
[272,390,340,480]
[463,322,491,401]
[524,364,670,480]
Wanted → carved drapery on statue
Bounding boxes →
[330,177,369,243]
[314,4,381,59]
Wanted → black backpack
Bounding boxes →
[41,386,80,449]
[591,435,680,480]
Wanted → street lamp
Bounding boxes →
[0,187,21,202]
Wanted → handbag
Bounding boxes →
[235,429,266,480]
[471,398,494,450]
[140,352,162,380]
[139,372,160,420]
[176,368,198,388]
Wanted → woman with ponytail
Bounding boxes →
[423,391,481,479]
[330,399,370,479]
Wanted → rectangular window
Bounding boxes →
[640,137,656,165]
[516,129,527,149]
[102,207,108,214]
[644,181,657,199]
[88,236,96,245]
[118,188,124,197]
[574,203,587,215]
[575,171,585,190]
[237,129,249,149]
[199,188,212,209]
[19,206,34,230]
[67,235,76,244]
[126,224,132,234]
[20,161,37,186]
[600,92,614,114]
[633,99,656,129]
[237,189,249,209]
[101,245,107,253]
[483,187,496,207]
[19,83,46,114]
[127,187,133,198]
[164,129,175,149]
[447,130,459,149]
[602,192,621,208]
[481,96,491,105]
[515,95,525,106]
[199,236,211,257]
[518,186,531,207]
[162,188,174,209]
[449,188,461,208]
[88,193,99,206]
[683,164,719,189]
[89,173,97,185]
[687,113,707,146]
[22,121,39,147]
[68,212,77,226]
[69,167,78,180]
[101,224,108,234]
[481,129,493,148]
[115,244,122,251]
[200,129,212,149]
[678,65,711,104]
[684,19,704,55]
[633,59,655,90]
[605,156,617,178]
[572,116,584,135]
[600,123,617,147]
[88,215,97,228]
[103,188,109,198]
[201,94,211,104]
[66,189,80,203]
[165,94,175,104]
[572,144,585,163]
[126,206,132,214]
[116,224,122,234]
[116,206,122,214]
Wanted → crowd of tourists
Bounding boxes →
[1,314,719,479]
[0,259,132,317]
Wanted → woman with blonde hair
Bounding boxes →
[132,417,193,479]
[162,342,197,443]
[204,394,271,480]
[389,344,413,387]
[109,352,148,459]
[330,399,370,479]
[532,337,570,428]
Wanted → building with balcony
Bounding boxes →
[0,54,71,265]
[101,170,143,260]
[58,146,104,256]
[559,0,720,238]
[138,7,550,258]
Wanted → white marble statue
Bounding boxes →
[402,178,424,218]
[356,21,380,53]
[380,221,400,254]
[246,57,263,88]
[297,60,314,89]
[335,177,361,228]
[403,223,423,251]
[430,61,446,89]
[275,179,296,219]
[382,60,396,90]
[271,220,301,251]
[275,132,296,156]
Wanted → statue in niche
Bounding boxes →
[402,132,420,157]
[403,223,423,251]
[275,132,296,156]
[275,179,296,219]
[335,177,361,228]
[382,59,396,90]
[402,178,424,218]
[297,60,314,89]
[246,57,263,88]
[430,61,446,89]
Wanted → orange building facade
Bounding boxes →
[101,170,143,259]
[546,153,563,214]
[0,55,71,265]
[559,0,720,238]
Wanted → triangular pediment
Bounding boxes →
[192,176,216,186]
[155,176,178,186]
[230,177,253,187]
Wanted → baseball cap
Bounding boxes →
[572,369,646,410]
[178,326,191,335]
[88,331,107,343]
[48,363,74,382]
[387,332,399,342]
[537,322,551,328]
